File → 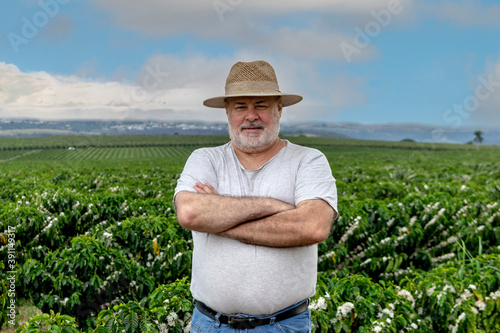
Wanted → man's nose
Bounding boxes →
[245,106,259,121]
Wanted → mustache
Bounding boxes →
[240,121,265,131]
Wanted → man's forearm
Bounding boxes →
[174,190,295,233]
[218,199,335,248]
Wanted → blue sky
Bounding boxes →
[1,0,499,130]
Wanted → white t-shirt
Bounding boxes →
[174,140,337,315]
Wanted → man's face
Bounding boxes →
[225,96,283,153]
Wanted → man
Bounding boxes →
[174,60,338,332]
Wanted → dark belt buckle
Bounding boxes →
[227,315,264,329]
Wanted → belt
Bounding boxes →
[195,299,309,329]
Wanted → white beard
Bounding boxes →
[228,111,281,153]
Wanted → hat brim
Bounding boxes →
[203,93,303,108]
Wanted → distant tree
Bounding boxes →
[473,130,484,144]
[473,130,484,150]
[401,138,415,142]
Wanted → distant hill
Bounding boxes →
[0,119,498,145]
[282,122,500,146]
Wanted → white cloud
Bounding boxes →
[470,55,500,125]
[283,72,368,123]
[88,0,407,63]
[39,13,75,41]
[420,0,500,27]
[259,26,370,62]
[90,0,394,31]
[436,54,500,130]
[0,62,126,110]
[88,0,216,37]
[329,75,368,110]
[0,52,369,123]
[0,60,227,121]
[238,0,389,11]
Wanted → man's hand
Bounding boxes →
[193,182,218,195]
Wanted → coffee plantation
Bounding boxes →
[0,135,499,332]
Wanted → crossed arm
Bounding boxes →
[174,182,336,247]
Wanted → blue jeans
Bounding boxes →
[190,303,312,333]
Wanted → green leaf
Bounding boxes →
[386,258,394,272]
[124,314,131,333]
[94,327,109,333]
[105,317,115,332]
[131,312,139,333]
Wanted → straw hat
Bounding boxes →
[203,60,303,108]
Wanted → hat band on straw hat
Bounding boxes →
[225,81,281,96]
